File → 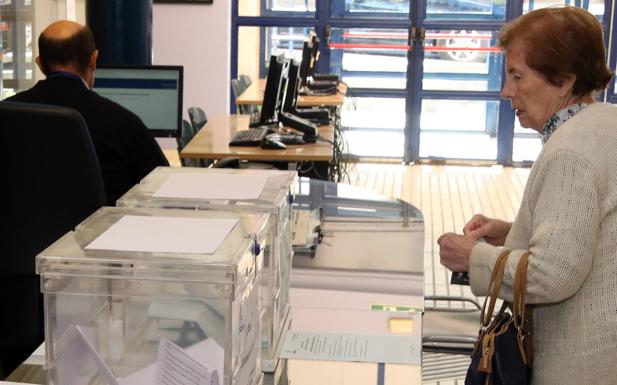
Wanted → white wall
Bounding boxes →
[153,2,231,119]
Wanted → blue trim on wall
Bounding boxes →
[230,0,239,113]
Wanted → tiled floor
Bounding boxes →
[345,162,530,297]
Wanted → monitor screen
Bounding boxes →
[298,31,317,86]
[259,54,289,125]
[93,65,183,138]
[283,60,300,113]
[309,35,320,77]
[298,41,312,87]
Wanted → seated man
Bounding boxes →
[8,20,169,205]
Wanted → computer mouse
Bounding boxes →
[261,138,287,150]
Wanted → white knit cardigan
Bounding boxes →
[469,103,617,385]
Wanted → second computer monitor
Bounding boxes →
[259,54,290,125]
[298,41,312,87]
[283,60,300,113]
[93,65,183,138]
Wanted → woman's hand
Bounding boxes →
[437,233,477,272]
[463,214,512,246]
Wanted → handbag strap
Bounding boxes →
[512,251,533,364]
[480,249,511,327]
[512,251,531,329]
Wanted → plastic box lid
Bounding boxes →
[36,207,270,285]
[117,167,297,214]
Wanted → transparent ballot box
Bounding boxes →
[36,207,269,385]
[117,167,297,371]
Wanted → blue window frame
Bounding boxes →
[231,0,614,165]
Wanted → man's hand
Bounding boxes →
[463,214,512,246]
[437,233,477,272]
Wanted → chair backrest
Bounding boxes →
[0,102,106,378]
[231,78,249,114]
[239,74,253,89]
[187,106,207,132]
[177,119,202,167]
[177,119,195,150]
[237,75,259,115]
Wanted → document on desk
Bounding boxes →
[153,173,268,200]
[85,216,237,254]
[280,331,420,365]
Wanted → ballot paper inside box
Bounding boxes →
[117,167,297,370]
[36,207,268,385]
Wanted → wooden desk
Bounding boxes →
[180,114,334,162]
[236,79,347,108]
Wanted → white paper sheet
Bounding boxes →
[54,325,120,385]
[280,331,420,365]
[118,338,224,385]
[85,215,237,254]
[155,338,219,385]
[153,173,268,200]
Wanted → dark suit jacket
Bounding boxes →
[8,75,169,204]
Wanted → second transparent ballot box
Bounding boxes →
[36,207,269,385]
[117,167,297,371]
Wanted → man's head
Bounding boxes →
[36,20,99,89]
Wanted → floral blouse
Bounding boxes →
[542,103,588,144]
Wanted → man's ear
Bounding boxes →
[35,56,46,75]
[90,50,99,70]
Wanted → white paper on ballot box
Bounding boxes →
[153,173,268,200]
[85,215,237,254]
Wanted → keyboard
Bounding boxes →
[313,73,339,82]
[308,80,337,89]
[229,127,272,146]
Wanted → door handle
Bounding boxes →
[324,25,331,45]
[418,27,426,41]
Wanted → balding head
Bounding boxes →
[36,20,98,88]
[42,20,84,41]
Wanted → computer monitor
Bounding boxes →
[283,59,330,125]
[93,65,183,138]
[258,54,289,125]
[298,31,317,87]
[283,60,300,113]
[309,35,320,77]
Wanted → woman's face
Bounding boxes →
[501,41,572,132]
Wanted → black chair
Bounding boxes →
[177,119,201,167]
[187,106,207,132]
[231,78,249,114]
[239,74,253,89]
[0,102,106,379]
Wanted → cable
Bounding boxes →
[317,135,334,145]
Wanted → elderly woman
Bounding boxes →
[438,6,617,385]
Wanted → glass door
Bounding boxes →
[327,1,412,159]
[324,0,508,163]
[410,0,508,163]
[1,1,34,99]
